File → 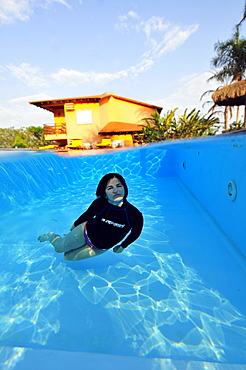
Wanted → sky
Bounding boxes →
[0,0,246,129]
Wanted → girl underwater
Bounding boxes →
[38,173,144,261]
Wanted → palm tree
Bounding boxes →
[201,88,231,131]
[201,72,233,130]
[209,28,246,128]
[236,1,246,28]
[211,28,246,83]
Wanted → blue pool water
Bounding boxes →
[0,135,246,369]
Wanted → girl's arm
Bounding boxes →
[72,198,105,228]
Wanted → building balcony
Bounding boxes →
[44,123,67,136]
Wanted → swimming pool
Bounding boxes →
[0,134,245,369]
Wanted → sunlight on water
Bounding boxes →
[0,347,26,370]
[0,148,246,368]
[68,248,246,361]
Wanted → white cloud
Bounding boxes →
[149,72,244,127]
[0,0,70,24]
[7,63,49,88]
[117,13,198,61]
[151,72,222,115]
[155,24,199,57]
[118,10,139,22]
[139,17,199,59]
[10,93,53,106]
[139,16,170,39]
[128,10,138,19]
[51,59,155,86]
[0,93,53,128]
[0,100,52,128]
[116,10,139,30]
[129,59,154,76]
[4,12,199,92]
[51,68,128,86]
[51,15,198,87]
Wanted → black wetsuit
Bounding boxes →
[74,197,144,250]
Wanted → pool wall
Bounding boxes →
[0,148,165,213]
[156,135,246,256]
[1,133,245,257]
[0,134,246,369]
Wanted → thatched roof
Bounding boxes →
[212,80,246,106]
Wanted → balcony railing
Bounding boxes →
[44,123,67,135]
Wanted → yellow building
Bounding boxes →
[30,92,162,148]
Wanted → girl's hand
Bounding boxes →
[113,245,124,253]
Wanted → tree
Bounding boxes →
[12,134,28,148]
[210,28,246,129]
[229,120,244,131]
[0,126,45,148]
[0,128,16,147]
[26,126,44,140]
[141,109,177,142]
[170,109,220,138]
[211,28,246,83]
[236,1,246,28]
[140,109,219,143]
[200,80,233,131]
[24,126,46,147]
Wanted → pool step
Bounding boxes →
[2,346,246,370]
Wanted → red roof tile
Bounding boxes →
[99,121,143,134]
[30,92,163,112]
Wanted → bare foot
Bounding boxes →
[38,232,55,242]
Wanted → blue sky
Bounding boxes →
[0,0,246,128]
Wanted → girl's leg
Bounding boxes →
[64,245,107,261]
[38,223,87,253]
[38,222,107,261]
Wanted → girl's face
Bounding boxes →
[105,177,125,205]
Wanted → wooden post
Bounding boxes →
[244,104,246,128]
[225,106,229,131]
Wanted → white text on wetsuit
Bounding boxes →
[101,218,125,228]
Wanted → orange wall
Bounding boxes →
[106,96,155,124]
[54,109,65,125]
[98,96,110,126]
[64,102,102,143]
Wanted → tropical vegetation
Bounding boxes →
[140,109,220,143]
[202,4,246,130]
[211,28,246,84]
[0,126,46,148]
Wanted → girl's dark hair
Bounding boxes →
[96,173,128,199]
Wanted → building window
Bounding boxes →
[76,109,93,124]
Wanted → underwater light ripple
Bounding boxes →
[0,146,246,365]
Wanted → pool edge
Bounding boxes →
[3,346,246,370]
